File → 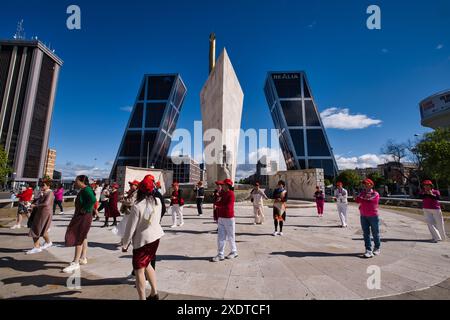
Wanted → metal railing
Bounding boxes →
[346,196,450,211]
[0,195,77,208]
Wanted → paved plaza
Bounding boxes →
[1,202,450,300]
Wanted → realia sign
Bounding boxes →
[272,73,300,80]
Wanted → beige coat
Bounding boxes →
[122,196,164,250]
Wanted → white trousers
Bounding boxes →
[217,217,237,256]
[253,205,265,224]
[171,205,184,226]
[337,203,348,226]
[423,208,447,241]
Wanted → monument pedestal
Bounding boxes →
[269,169,325,200]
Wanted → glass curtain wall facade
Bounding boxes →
[264,71,338,179]
[110,74,187,180]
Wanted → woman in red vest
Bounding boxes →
[103,183,120,228]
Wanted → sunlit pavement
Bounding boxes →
[1,203,450,300]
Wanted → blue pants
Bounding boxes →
[360,215,381,251]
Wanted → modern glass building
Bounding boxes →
[420,89,450,129]
[165,156,202,184]
[264,71,338,179]
[110,74,187,180]
[0,40,63,183]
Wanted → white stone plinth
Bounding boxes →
[269,169,325,200]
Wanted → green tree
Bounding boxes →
[335,170,361,191]
[366,172,386,188]
[0,145,11,186]
[416,128,450,188]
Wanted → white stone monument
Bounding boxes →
[200,36,244,187]
[269,169,325,200]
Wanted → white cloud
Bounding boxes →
[306,21,317,29]
[120,106,133,112]
[437,44,444,50]
[248,147,282,164]
[236,164,256,180]
[55,162,111,180]
[320,108,382,130]
[335,154,392,170]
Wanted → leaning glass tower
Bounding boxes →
[264,71,338,179]
[110,74,187,180]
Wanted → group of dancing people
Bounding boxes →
[9,174,448,299]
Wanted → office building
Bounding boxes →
[165,156,201,184]
[264,71,338,179]
[43,148,56,179]
[420,89,450,129]
[0,39,63,183]
[110,74,187,180]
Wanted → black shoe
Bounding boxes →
[146,294,159,301]
[111,222,117,227]
[101,224,109,228]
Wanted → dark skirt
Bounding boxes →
[105,205,120,218]
[132,239,160,270]
[65,212,93,247]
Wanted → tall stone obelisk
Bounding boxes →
[201,34,244,187]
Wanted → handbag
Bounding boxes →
[27,207,37,228]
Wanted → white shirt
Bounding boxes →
[334,188,348,204]
[250,189,268,207]
[94,187,102,202]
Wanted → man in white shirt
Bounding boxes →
[333,181,348,228]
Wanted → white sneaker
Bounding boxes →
[364,250,374,258]
[63,262,80,273]
[26,247,42,255]
[226,252,238,259]
[272,231,278,236]
[79,258,88,265]
[41,242,53,250]
[211,255,225,262]
[373,249,381,256]
[60,212,64,215]
[170,225,177,228]
[278,232,283,236]
[179,222,185,227]
[10,224,21,229]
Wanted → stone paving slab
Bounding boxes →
[1,203,450,300]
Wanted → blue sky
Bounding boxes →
[1,0,450,179]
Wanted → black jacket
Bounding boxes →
[195,187,205,198]
[153,190,166,219]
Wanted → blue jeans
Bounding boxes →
[360,215,381,251]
